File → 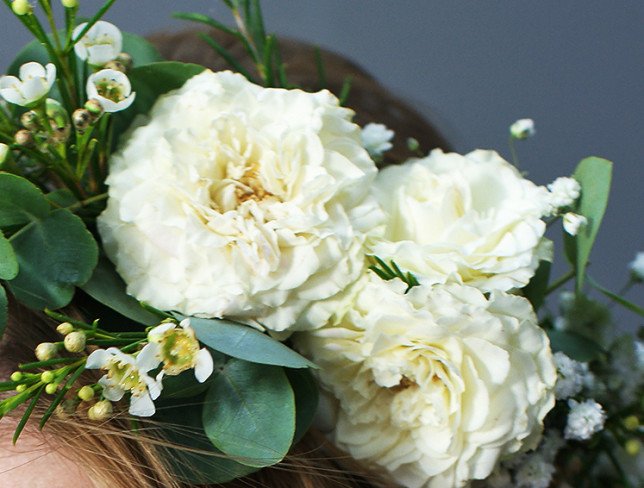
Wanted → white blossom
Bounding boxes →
[554,351,588,399]
[296,277,556,488]
[510,118,535,139]
[72,21,122,66]
[547,176,580,211]
[562,212,587,236]
[98,70,383,332]
[86,344,162,417]
[629,252,644,281]
[564,398,606,441]
[514,452,555,488]
[148,319,214,383]
[369,148,552,293]
[86,69,135,112]
[361,122,394,158]
[0,62,56,107]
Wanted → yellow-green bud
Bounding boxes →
[623,415,639,431]
[88,400,112,421]
[72,108,92,132]
[0,143,8,164]
[40,371,56,383]
[64,331,86,353]
[104,60,126,73]
[84,99,104,118]
[20,110,40,130]
[61,0,78,8]
[56,322,74,336]
[16,384,27,393]
[406,137,420,152]
[625,439,641,456]
[45,383,58,394]
[12,0,32,16]
[14,129,34,147]
[10,371,23,382]
[35,342,58,361]
[78,385,95,402]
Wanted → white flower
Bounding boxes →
[72,21,122,66]
[86,69,135,113]
[514,452,555,488]
[86,344,162,417]
[369,149,551,292]
[562,212,587,236]
[554,351,588,399]
[636,341,644,368]
[295,277,556,488]
[629,252,644,281]
[0,143,8,164]
[361,122,394,158]
[547,176,580,211]
[510,118,535,139]
[0,62,56,107]
[564,398,606,441]
[148,319,214,382]
[98,70,383,332]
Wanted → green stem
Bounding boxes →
[19,357,77,370]
[38,0,62,51]
[508,135,520,168]
[64,192,108,212]
[546,269,576,295]
[65,0,118,51]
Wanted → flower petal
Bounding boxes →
[86,349,112,369]
[136,342,161,372]
[129,392,156,417]
[194,348,214,383]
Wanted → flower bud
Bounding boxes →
[510,118,535,140]
[14,129,34,146]
[72,108,92,133]
[57,322,74,336]
[623,415,639,431]
[563,212,588,236]
[84,98,104,118]
[406,137,420,152]
[104,60,126,73]
[115,52,133,70]
[88,400,112,421]
[40,371,56,383]
[20,110,40,130]
[10,371,23,382]
[35,342,58,361]
[0,143,8,164]
[61,0,78,8]
[78,385,95,402]
[49,125,71,145]
[11,0,32,16]
[625,439,641,456]
[45,383,58,394]
[64,331,86,353]
[15,384,27,393]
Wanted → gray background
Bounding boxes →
[1,1,643,323]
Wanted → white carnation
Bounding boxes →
[369,149,551,292]
[296,276,556,488]
[564,398,606,441]
[98,70,383,332]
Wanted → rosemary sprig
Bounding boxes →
[369,256,420,293]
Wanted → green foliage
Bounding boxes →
[522,260,551,311]
[188,316,316,369]
[589,276,644,317]
[203,359,295,467]
[0,173,50,227]
[564,157,613,293]
[369,256,420,293]
[0,231,18,280]
[286,368,319,443]
[547,329,605,362]
[0,286,7,338]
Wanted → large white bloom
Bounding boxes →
[98,70,382,332]
[296,276,556,488]
[369,149,552,292]
[72,21,122,66]
[0,62,56,107]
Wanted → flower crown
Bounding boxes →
[0,1,642,487]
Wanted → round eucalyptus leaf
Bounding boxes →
[0,174,49,228]
[0,231,18,280]
[286,368,319,443]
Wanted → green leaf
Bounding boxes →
[0,231,18,280]
[46,189,78,209]
[81,256,160,326]
[187,316,315,369]
[547,329,605,362]
[589,276,644,317]
[565,157,613,292]
[522,260,551,311]
[160,350,226,400]
[155,398,258,484]
[8,209,98,310]
[0,173,49,228]
[286,368,319,443]
[203,359,295,467]
[122,32,163,67]
[0,286,8,339]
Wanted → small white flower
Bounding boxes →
[636,341,644,368]
[547,176,580,211]
[564,398,606,441]
[148,319,214,383]
[562,212,587,236]
[86,344,162,417]
[629,252,644,281]
[0,143,8,164]
[514,452,555,488]
[361,122,394,158]
[72,21,122,66]
[554,351,588,399]
[86,69,135,112]
[0,62,56,107]
[510,118,536,139]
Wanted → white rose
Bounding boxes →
[295,276,556,488]
[369,149,551,292]
[98,70,383,332]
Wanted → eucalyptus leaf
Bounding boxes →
[0,286,8,338]
[286,368,319,443]
[203,359,295,467]
[0,173,49,228]
[522,260,551,311]
[564,157,612,292]
[589,277,644,317]
[547,329,605,362]
[46,189,78,209]
[122,32,164,66]
[81,256,160,326]
[8,209,98,310]
[187,316,315,369]
[0,231,18,280]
